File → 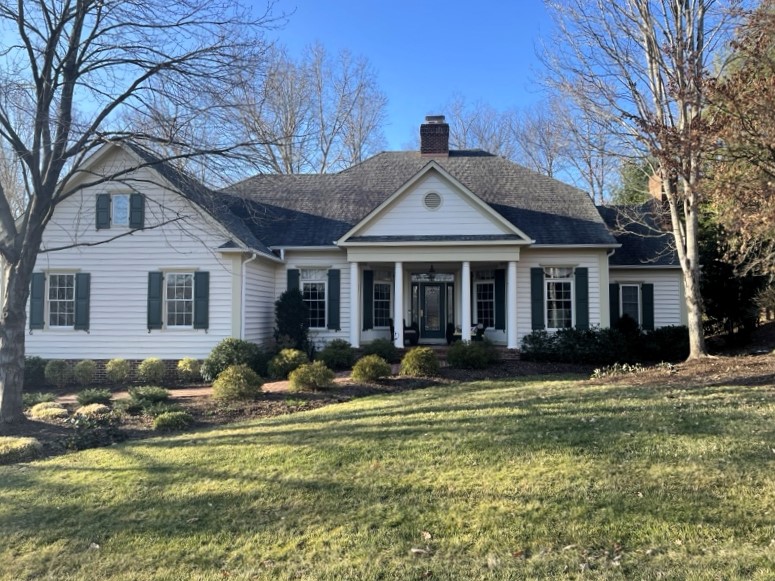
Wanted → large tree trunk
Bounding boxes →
[682,209,707,359]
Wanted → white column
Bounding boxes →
[507,261,518,349]
[393,262,404,348]
[462,261,471,341]
[349,262,360,348]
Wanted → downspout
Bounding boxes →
[240,253,258,339]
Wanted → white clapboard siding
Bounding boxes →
[358,173,512,237]
[26,147,239,360]
[243,258,277,345]
[516,249,606,343]
[610,268,685,327]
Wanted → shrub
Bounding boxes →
[105,358,131,384]
[446,339,500,370]
[643,326,690,362]
[75,403,111,418]
[24,356,47,388]
[399,347,440,377]
[128,385,170,405]
[289,361,335,392]
[153,411,194,432]
[361,338,400,363]
[0,437,42,465]
[22,392,56,408]
[268,348,309,380]
[142,402,182,418]
[351,354,391,382]
[76,388,112,406]
[65,412,122,451]
[73,360,97,386]
[212,364,263,401]
[44,360,71,389]
[28,402,68,420]
[201,338,268,382]
[317,339,356,371]
[137,357,166,384]
[114,398,144,416]
[177,358,201,383]
[274,288,309,351]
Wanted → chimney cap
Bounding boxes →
[424,115,446,124]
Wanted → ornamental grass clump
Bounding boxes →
[399,347,440,377]
[0,437,42,465]
[76,388,112,406]
[268,348,309,379]
[137,357,166,384]
[74,403,112,418]
[152,411,194,432]
[288,361,335,392]
[105,358,131,384]
[28,402,68,420]
[351,354,392,382]
[212,364,263,401]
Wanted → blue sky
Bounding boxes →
[273,1,554,149]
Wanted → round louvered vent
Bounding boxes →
[423,192,442,210]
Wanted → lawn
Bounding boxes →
[1,372,774,580]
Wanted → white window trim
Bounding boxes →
[473,280,495,327]
[165,272,195,329]
[46,272,77,329]
[619,283,642,325]
[373,280,392,329]
[302,279,327,330]
[544,268,575,331]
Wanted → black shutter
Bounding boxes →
[193,272,209,330]
[575,267,589,330]
[96,194,111,229]
[74,273,90,331]
[147,272,163,330]
[29,273,45,330]
[362,270,374,330]
[327,269,340,331]
[494,269,506,331]
[641,283,655,331]
[287,269,300,291]
[530,268,545,330]
[129,193,145,229]
[609,283,620,325]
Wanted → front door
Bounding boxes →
[420,283,445,339]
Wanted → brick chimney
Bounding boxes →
[420,115,449,156]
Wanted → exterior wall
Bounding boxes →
[610,268,685,328]
[26,147,238,360]
[242,257,277,345]
[358,172,512,237]
[280,250,351,348]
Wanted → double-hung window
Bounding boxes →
[166,273,194,327]
[474,270,495,328]
[301,269,326,329]
[545,267,574,329]
[48,274,75,327]
[620,284,641,325]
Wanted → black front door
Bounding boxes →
[420,283,445,339]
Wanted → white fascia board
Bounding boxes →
[269,245,341,251]
[609,264,681,269]
[340,239,532,247]
[218,248,284,263]
[530,244,621,249]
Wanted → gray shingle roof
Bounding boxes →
[597,202,679,267]
[225,151,617,247]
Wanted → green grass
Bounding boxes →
[2,374,775,580]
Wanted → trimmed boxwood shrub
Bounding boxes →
[137,357,166,384]
[212,364,263,401]
[24,356,47,388]
[177,358,201,383]
[28,402,68,420]
[0,437,42,465]
[201,338,269,382]
[268,348,309,380]
[22,392,56,408]
[76,388,112,406]
[128,386,170,405]
[317,339,356,371]
[351,354,391,382]
[446,339,500,370]
[399,347,440,377]
[106,358,131,384]
[73,360,97,386]
[44,360,71,389]
[153,411,194,432]
[289,361,335,392]
[361,339,400,363]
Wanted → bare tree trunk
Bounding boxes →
[682,199,707,358]
[0,263,34,424]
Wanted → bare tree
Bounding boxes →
[542,0,745,359]
[0,0,277,424]
[444,96,519,159]
[238,43,387,174]
[510,100,569,179]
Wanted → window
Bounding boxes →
[301,269,326,328]
[475,281,495,328]
[48,274,75,327]
[96,193,143,229]
[166,273,194,327]
[620,284,640,325]
[374,282,391,328]
[112,194,130,226]
[545,267,574,329]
